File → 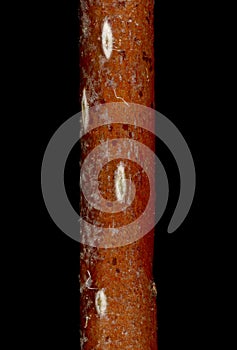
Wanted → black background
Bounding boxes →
[35,1,211,349]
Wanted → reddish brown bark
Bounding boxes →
[79,1,157,348]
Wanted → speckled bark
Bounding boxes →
[79,1,157,349]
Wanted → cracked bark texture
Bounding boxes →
[79,0,157,349]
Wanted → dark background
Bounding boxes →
[36,1,210,349]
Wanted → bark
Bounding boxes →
[79,1,157,349]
